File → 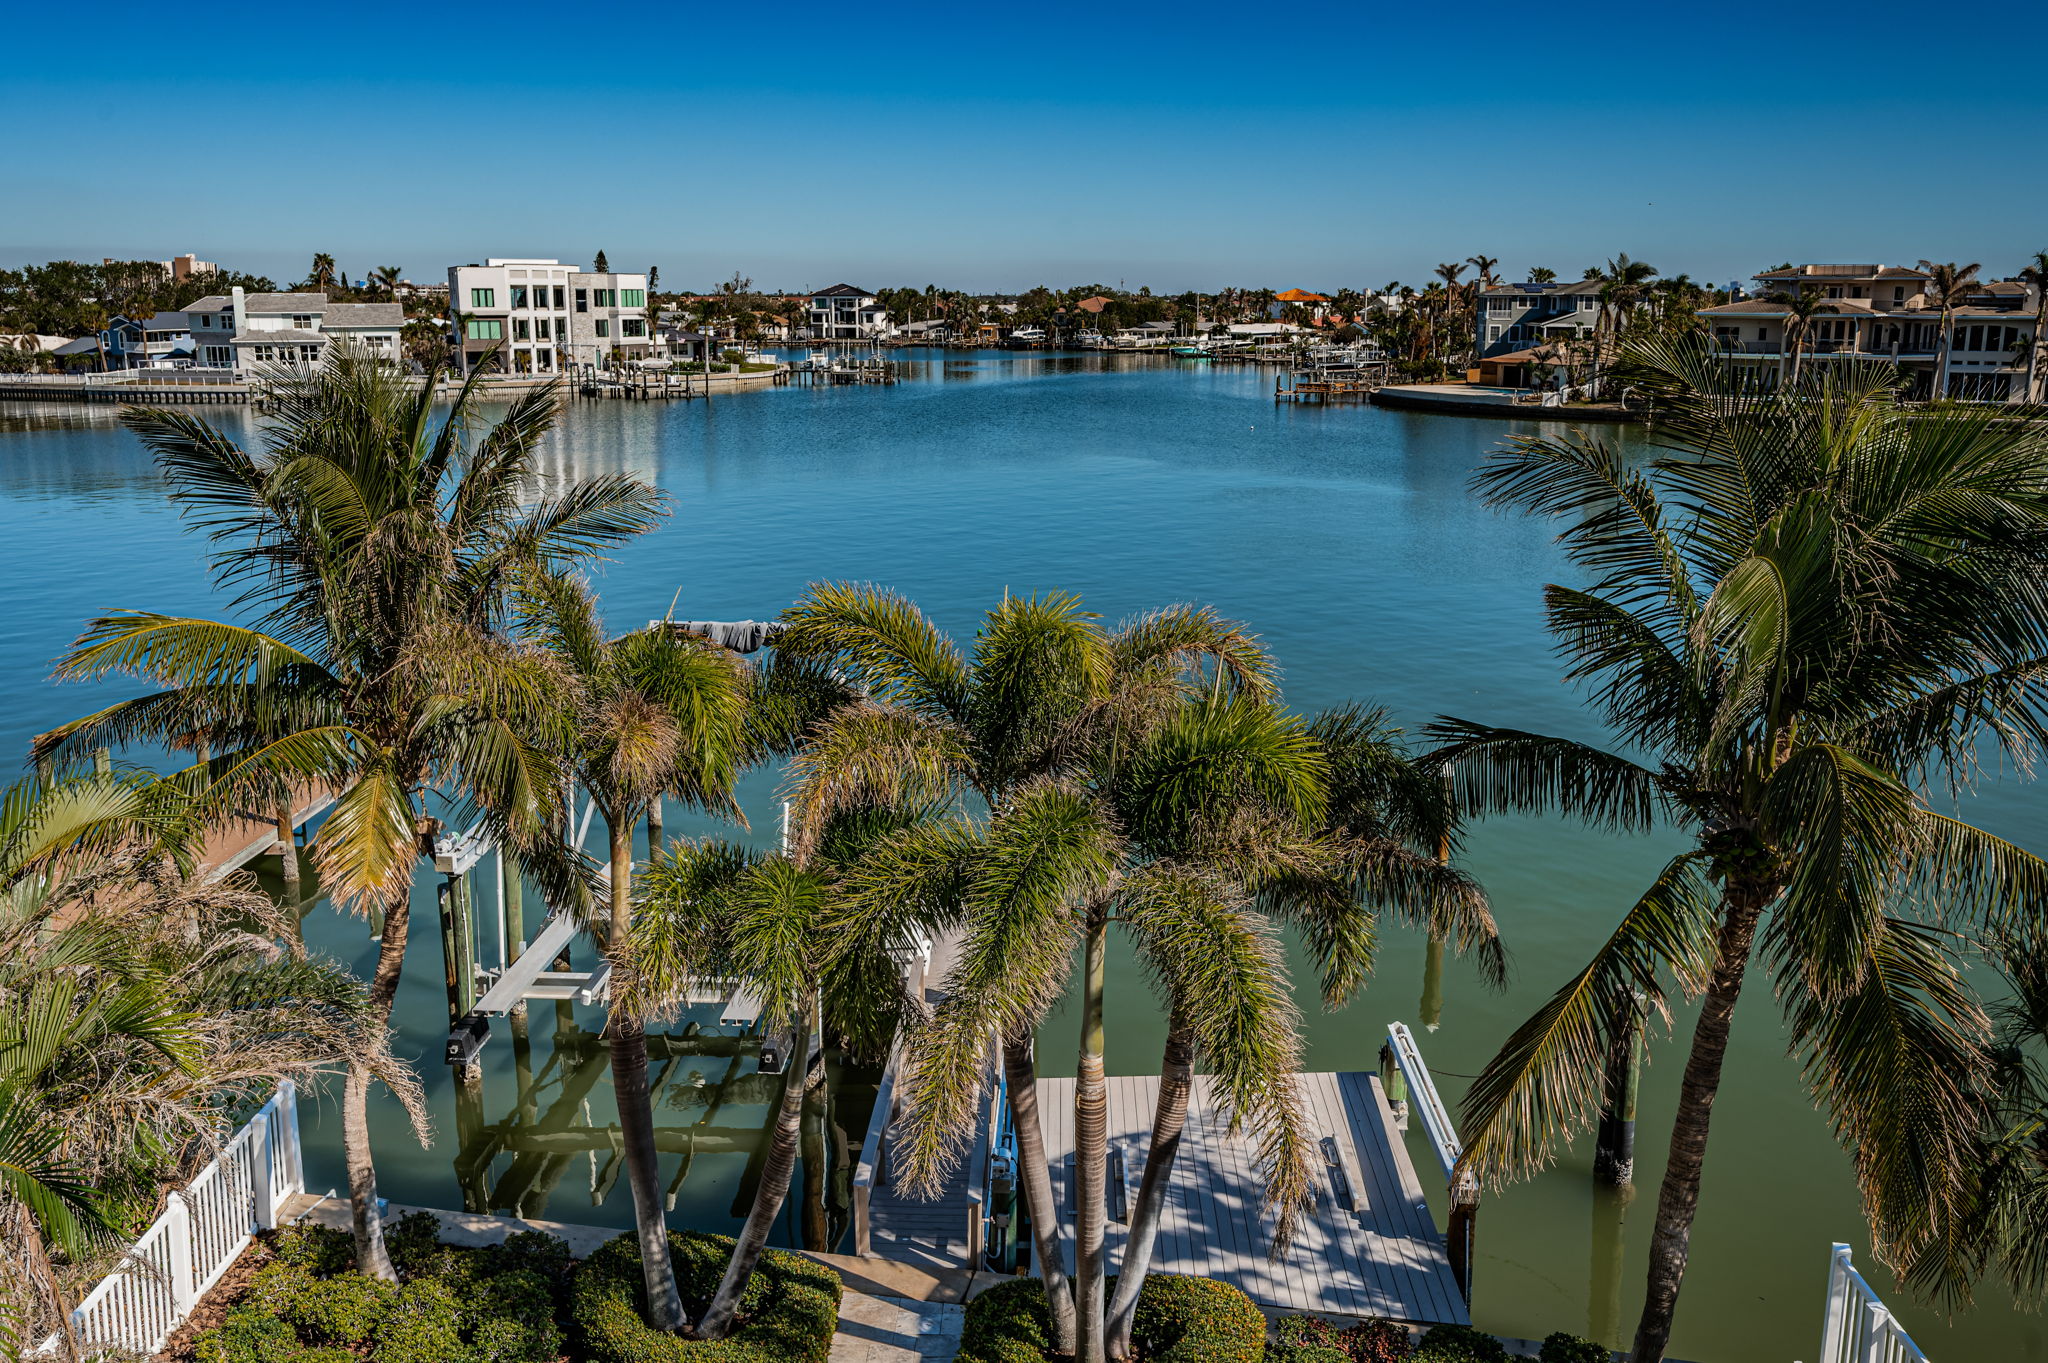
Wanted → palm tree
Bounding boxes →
[513,572,751,1331]
[1916,260,1981,399]
[1528,267,1558,285]
[307,253,337,292]
[1429,333,2048,1363]
[1587,253,1658,395]
[1766,288,1836,388]
[35,348,663,1278]
[780,589,1495,1363]
[2017,250,2048,403]
[372,265,402,296]
[1467,255,1501,290]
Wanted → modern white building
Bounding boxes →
[807,284,888,339]
[448,259,651,374]
[183,289,404,374]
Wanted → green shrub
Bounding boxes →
[481,1229,574,1292]
[294,1351,359,1363]
[245,1258,398,1346]
[386,1211,445,1277]
[1538,1332,1610,1363]
[1271,1314,1410,1361]
[1411,1324,1509,1362]
[463,1267,563,1362]
[191,1306,301,1363]
[957,1277,1056,1363]
[571,1230,842,1363]
[267,1224,354,1277]
[373,1277,469,1363]
[1132,1273,1267,1363]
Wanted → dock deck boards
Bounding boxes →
[1035,1072,1467,1326]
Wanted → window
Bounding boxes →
[471,288,496,308]
[206,345,230,365]
[575,289,588,312]
[553,286,566,309]
[1894,286,1906,301]
[621,289,645,308]
[1489,326,1501,342]
[621,318,645,338]
[292,315,314,328]
[595,320,610,338]
[466,319,503,340]
[514,320,530,340]
[300,345,321,362]
[510,285,528,309]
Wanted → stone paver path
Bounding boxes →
[830,1293,965,1362]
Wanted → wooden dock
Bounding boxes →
[1033,1072,1468,1326]
[198,787,336,881]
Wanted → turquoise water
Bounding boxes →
[0,351,2039,1360]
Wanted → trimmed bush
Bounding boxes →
[372,1277,468,1363]
[1411,1324,1509,1363]
[571,1230,842,1363]
[482,1229,575,1291]
[1131,1274,1266,1362]
[1271,1314,1410,1361]
[268,1224,354,1277]
[385,1211,446,1277]
[957,1277,1056,1363]
[1538,1332,1610,1363]
[191,1307,301,1363]
[243,1258,399,1346]
[464,1267,564,1362]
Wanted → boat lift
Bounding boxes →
[1384,1021,1480,1303]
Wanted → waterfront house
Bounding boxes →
[1697,263,2040,399]
[807,284,888,339]
[1475,281,1606,357]
[183,289,404,374]
[447,259,650,375]
[1270,288,1332,321]
[99,312,194,369]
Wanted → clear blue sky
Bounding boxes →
[6,0,2045,293]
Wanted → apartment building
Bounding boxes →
[1698,264,2040,399]
[807,284,888,339]
[183,288,404,374]
[1475,280,1607,357]
[448,259,651,374]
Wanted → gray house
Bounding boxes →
[1475,281,1606,357]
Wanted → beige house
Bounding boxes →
[1699,264,2039,399]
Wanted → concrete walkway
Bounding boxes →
[831,1293,964,1362]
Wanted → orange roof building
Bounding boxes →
[1274,288,1330,303]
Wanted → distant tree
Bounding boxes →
[2021,250,2048,402]
[373,266,402,295]
[1467,255,1500,289]
[307,253,337,292]
[1917,260,1982,398]
[1528,267,1557,284]
[593,250,611,273]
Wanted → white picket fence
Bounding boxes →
[1818,1242,1930,1363]
[38,1081,305,1358]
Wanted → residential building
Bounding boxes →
[1475,280,1607,356]
[447,259,650,374]
[99,312,194,369]
[104,253,216,281]
[183,288,404,374]
[1698,263,2040,399]
[807,284,888,339]
[1270,288,1332,321]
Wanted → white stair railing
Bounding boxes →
[37,1080,305,1358]
[1818,1242,1930,1363]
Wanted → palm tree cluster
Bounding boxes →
[1432,331,2048,1362]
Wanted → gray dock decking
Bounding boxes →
[1034,1071,1468,1326]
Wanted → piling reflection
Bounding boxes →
[449,1011,868,1251]
[1588,1181,1634,1349]
[1419,934,1446,1031]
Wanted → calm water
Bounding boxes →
[0,351,2039,1361]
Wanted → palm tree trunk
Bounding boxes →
[2029,301,2046,403]
[1003,1032,1077,1353]
[1628,890,1767,1363]
[698,1001,815,1339]
[344,882,412,1280]
[1935,316,1955,398]
[606,818,686,1332]
[1073,909,1110,1363]
[1104,1016,1194,1361]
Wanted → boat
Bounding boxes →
[1004,327,1048,348]
[1171,343,1212,359]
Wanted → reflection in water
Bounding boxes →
[449,1012,865,1251]
[1419,934,1446,1031]
[1588,1182,1635,1349]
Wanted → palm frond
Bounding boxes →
[1424,719,1661,832]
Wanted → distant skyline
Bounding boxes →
[6,0,2046,293]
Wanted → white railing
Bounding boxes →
[1818,1243,1930,1363]
[38,1081,305,1358]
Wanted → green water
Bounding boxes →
[0,351,2038,1360]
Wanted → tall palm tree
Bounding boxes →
[35,349,663,1278]
[1467,255,1501,290]
[514,572,751,1330]
[307,253,337,292]
[1766,288,1836,388]
[1429,333,2048,1363]
[372,265,402,296]
[2017,250,2048,403]
[782,590,1495,1363]
[1916,259,1981,399]
[1588,253,1658,395]
[1528,267,1558,285]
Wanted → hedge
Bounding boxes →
[569,1230,842,1363]
[1271,1313,1411,1362]
[956,1273,1265,1363]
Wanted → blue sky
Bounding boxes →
[5,0,2045,293]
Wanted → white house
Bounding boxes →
[807,284,887,339]
[184,289,404,374]
[448,259,651,374]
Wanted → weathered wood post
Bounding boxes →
[1447,1172,1480,1303]
[1594,995,1645,1185]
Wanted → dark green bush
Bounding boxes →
[957,1277,1056,1363]
[267,1224,354,1277]
[1132,1273,1266,1363]
[464,1267,564,1362]
[372,1277,468,1363]
[385,1211,446,1277]
[1538,1332,1610,1363]
[1411,1324,1509,1362]
[1270,1314,1410,1361]
[244,1257,398,1346]
[191,1306,302,1363]
[482,1229,575,1291]
[570,1230,842,1363]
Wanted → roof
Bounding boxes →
[810,284,872,298]
[1481,280,1604,296]
[243,292,329,312]
[321,303,404,327]
[1274,288,1329,303]
[183,295,231,312]
[53,337,102,355]
[232,329,327,344]
[1074,296,1112,313]
[1700,300,1792,315]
